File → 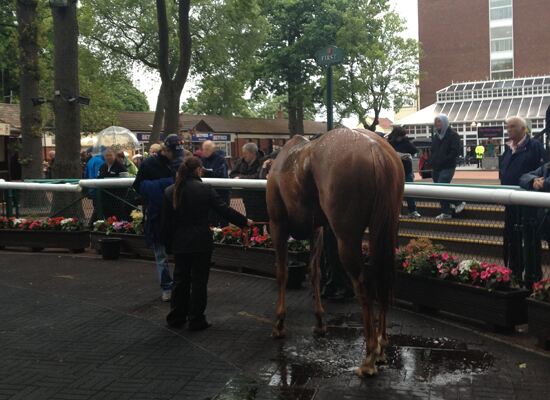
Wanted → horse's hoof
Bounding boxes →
[356,364,378,377]
[313,325,327,337]
[272,328,286,339]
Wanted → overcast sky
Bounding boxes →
[133,0,419,113]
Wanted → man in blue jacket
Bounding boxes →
[500,116,548,287]
[134,134,186,302]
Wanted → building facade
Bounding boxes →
[397,76,550,156]
[419,0,550,108]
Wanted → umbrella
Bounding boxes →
[92,126,140,154]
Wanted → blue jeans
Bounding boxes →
[433,168,459,214]
[153,242,173,291]
[405,171,417,213]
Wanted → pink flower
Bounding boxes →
[451,268,458,276]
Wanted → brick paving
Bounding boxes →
[0,252,549,399]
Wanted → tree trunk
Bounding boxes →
[155,0,192,139]
[16,0,43,180]
[51,3,81,179]
[163,85,181,135]
[148,83,165,148]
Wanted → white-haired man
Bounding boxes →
[500,116,548,287]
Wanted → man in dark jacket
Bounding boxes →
[230,142,261,179]
[500,117,548,287]
[430,114,466,219]
[230,142,266,221]
[201,140,230,226]
[133,134,186,302]
[98,148,129,221]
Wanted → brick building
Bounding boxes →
[419,0,550,108]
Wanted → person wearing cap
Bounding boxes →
[133,134,186,302]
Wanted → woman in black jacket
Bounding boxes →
[98,147,130,220]
[163,157,251,330]
[388,127,420,218]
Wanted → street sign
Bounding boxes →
[315,46,344,66]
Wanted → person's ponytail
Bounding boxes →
[173,156,203,210]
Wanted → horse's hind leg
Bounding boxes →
[310,227,326,336]
[271,221,288,338]
[376,307,389,364]
[337,237,379,377]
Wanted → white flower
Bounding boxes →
[458,259,479,274]
[60,218,73,225]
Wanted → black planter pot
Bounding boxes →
[100,238,121,260]
[90,232,153,258]
[527,298,550,350]
[394,271,529,330]
[287,261,307,290]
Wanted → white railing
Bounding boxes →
[2,178,550,208]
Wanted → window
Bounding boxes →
[490,0,512,7]
[490,6,512,20]
[492,71,514,80]
[491,38,513,52]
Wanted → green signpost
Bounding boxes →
[315,46,344,131]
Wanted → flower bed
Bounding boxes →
[90,212,152,257]
[527,279,550,349]
[0,217,89,252]
[394,238,529,330]
[211,225,310,277]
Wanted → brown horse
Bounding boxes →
[266,128,404,376]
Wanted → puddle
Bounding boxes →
[215,314,494,399]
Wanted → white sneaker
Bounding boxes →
[161,290,172,302]
[435,213,452,220]
[408,211,421,218]
[454,202,466,214]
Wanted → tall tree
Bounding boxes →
[335,6,419,130]
[50,1,81,179]
[1,1,19,104]
[16,0,43,179]
[155,0,192,134]
[81,0,165,146]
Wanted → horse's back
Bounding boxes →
[309,129,404,233]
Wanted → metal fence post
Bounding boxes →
[521,206,542,289]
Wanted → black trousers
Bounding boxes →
[166,251,212,326]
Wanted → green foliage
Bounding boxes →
[334,4,420,128]
[0,1,19,102]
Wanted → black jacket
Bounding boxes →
[133,154,175,194]
[500,135,548,186]
[229,157,261,179]
[98,160,127,178]
[430,128,461,171]
[162,177,248,254]
[389,138,417,175]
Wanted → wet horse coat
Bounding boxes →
[266,128,404,376]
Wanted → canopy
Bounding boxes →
[91,126,140,154]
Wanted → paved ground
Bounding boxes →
[1,251,549,400]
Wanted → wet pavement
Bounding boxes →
[0,252,549,399]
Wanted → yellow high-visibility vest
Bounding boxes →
[475,145,485,159]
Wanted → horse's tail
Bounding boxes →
[368,165,402,311]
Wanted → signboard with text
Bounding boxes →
[191,133,231,142]
[478,126,504,139]
[315,46,344,66]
